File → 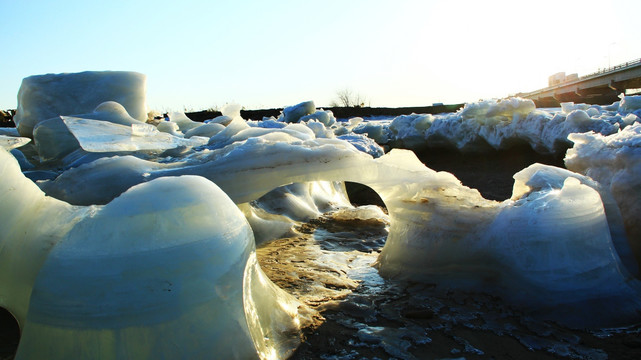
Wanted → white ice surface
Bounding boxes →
[347,97,636,155]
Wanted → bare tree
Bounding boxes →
[331,89,368,107]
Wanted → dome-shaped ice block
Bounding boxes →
[0,148,307,359]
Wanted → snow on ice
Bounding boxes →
[2,71,641,358]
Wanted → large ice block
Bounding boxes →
[14,71,147,137]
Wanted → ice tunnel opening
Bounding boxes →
[0,307,19,358]
[345,182,387,210]
[252,180,390,326]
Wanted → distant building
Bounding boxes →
[548,72,579,86]
[548,72,566,86]
[565,73,579,82]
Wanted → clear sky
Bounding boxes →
[1,0,639,112]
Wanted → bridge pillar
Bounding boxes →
[574,86,585,97]
[609,79,621,91]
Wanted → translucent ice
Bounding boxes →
[63,117,208,152]
[32,101,149,162]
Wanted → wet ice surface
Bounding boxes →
[256,207,641,360]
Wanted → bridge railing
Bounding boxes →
[579,57,641,81]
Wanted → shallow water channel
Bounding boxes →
[256,208,641,360]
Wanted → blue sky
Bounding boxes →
[1,0,639,111]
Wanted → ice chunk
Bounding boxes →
[167,111,202,132]
[377,161,641,327]
[207,117,251,146]
[561,102,590,114]
[221,103,243,120]
[184,122,225,138]
[300,110,336,127]
[353,121,389,144]
[205,115,233,126]
[156,120,181,136]
[485,172,640,326]
[388,114,434,150]
[63,117,207,152]
[14,71,147,137]
[461,97,536,120]
[282,100,315,123]
[337,133,384,157]
[304,120,334,138]
[88,101,147,126]
[566,123,641,273]
[619,95,641,114]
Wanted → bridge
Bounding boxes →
[516,58,641,107]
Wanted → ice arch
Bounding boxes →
[38,137,641,327]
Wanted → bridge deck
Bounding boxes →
[517,58,641,106]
